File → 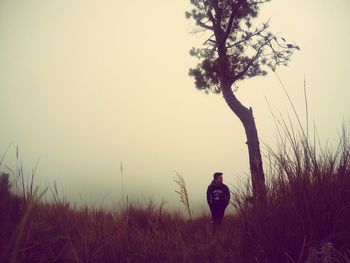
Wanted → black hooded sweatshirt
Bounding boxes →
[207,181,230,208]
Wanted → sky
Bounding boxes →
[0,0,349,214]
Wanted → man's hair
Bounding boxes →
[213,172,223,179]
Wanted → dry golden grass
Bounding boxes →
[1,125,350,262]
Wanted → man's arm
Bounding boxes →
[206,186,211,206]
[225,185,231,207]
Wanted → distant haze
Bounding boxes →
[1,0,349,214]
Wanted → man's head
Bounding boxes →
[213,172,223,184]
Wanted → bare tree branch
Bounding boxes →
[233,41,268,81]
[224,0,244,41]
[226,21,269,49]
[197,20,214,30]
[209,0,222,29]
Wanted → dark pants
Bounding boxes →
[209,205,226,225]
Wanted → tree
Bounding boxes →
[186,0,299,204]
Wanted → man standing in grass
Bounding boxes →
[207,172,230,225]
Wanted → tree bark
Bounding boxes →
[221,82,267,204]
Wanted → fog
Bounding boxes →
[0,0,349,214]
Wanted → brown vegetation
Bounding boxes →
[1,127,350,262]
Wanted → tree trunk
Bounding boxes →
[214,25,267,204]
[221,82,267,204]
[242,107,267,204]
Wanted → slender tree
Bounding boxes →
[186,0,299,203]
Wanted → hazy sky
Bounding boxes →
[0,0,349,213]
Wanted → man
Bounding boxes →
[207,172,230,225]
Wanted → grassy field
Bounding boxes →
[1,127,350,263]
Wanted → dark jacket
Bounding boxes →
[207,181,230,208]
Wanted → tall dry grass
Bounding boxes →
[0,121,350,262]
[174,171,192,220]
[242,125,350,262]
